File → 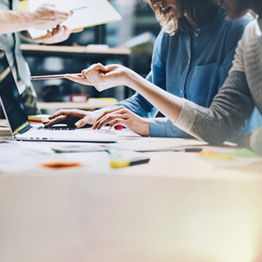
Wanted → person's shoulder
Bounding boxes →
[239,19,260,45]
[226,12,253,30]
[223,13,254,40]
[244,19,260,32]
[234,13,254,25]
[213,9,252,33]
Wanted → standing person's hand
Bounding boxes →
[35,25,83,44]
[92,106,150,136]
[30,4,72,30]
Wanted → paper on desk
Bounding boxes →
[107,137,207,152]
[0,142,86,173]
[0,142,44,172]
[27,0,122,39]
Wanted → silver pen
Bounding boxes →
[31,73,82,80]
[70,5,88,12]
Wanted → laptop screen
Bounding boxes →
[0,50,31,135]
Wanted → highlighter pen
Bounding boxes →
[110,156,150,169]
[184,148,203,152]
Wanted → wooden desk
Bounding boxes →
[0,137,262,262]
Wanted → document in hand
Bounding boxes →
[27,0,122,39]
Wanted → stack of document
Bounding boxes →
[27,0,122,39]
[0,122,11,136]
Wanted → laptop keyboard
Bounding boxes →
[24,126,76,138]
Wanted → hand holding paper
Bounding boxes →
[27,0,122,39]
[29,3,72,31]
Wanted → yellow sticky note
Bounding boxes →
[198,149,234,161]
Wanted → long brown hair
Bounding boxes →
[144,0,220,35]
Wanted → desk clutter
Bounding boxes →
[0,133,261,176]
[1,131,262,262]
[0,122,11,136]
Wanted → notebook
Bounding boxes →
[0,50,117,143]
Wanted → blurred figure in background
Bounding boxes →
[0,0,76,116]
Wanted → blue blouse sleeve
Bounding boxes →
[112,30,167,118]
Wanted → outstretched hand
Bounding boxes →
[65,63,131,91]
[92,106,150,136]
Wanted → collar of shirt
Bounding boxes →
[180,8,227,34]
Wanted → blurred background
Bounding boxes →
[22,0,161,107]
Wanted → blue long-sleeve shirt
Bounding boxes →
[116,9,262,139]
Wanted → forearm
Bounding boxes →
[0,10,32,34]
[176,71,255,144]
[0,5,71,35]
[125,70,183,122]
[148,118,194,138]
[113,94,155,118]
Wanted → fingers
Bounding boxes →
[44,115,67,127]
[48,109,82,119]
[45,110,93,128]
[43,25,71,44]
[96,106,125,122]
[93,114,125,130]
[32,4,72,31]
[75,118,89,128]
[82,63,109,75]
[48,110,69,120]
[92,106,126,130]
[41,3,72,20]
[66,63,117,91]
[65,74,88,85]
[72,28,84,33]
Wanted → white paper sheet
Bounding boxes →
[28,0,121,38]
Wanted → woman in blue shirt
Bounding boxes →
[45,0,262,141]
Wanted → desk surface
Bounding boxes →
[0,135,262,262]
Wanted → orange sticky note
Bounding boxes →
[41,161,81,169]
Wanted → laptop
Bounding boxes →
[0,50,117,143]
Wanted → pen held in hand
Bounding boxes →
[70,5,88,13]
[31,73,82,80]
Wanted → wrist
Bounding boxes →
[22,11,33,28]
[124,68,139,90]
[140,118,150,137]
